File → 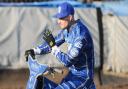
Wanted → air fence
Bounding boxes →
[0,1,128,74]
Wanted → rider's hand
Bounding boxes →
[25,49,35,61]
[42,28,56,48]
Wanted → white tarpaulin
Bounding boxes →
[0,6,128,73]
[103,15,128,73]
[0,7,99,69]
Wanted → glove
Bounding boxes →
[25,49,35,61]
[42,28,56,48]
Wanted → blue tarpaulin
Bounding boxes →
[95,1,128,16]
[0,0,128,16]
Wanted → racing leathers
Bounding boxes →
[34,19,96,89]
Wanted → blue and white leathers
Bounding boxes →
[34,19,96,89]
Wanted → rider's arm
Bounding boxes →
[51,36,87,67]
[33,30,65,55]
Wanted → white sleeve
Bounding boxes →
[32,47,41,55]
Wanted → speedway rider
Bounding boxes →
[25,2,96,89]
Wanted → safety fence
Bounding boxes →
[0,1,128,74]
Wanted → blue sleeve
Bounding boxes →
[37,42,51,54]
[36,30,65,54]
[55,37,87,67]
[55,30,65,47]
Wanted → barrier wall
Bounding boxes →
[0,1,128,73]
[0,7,99,69]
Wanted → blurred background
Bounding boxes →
[0,0,128,89]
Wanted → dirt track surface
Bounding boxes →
[0,68,128,89]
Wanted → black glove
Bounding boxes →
[42,28,56,48]
[25,49,35,61]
